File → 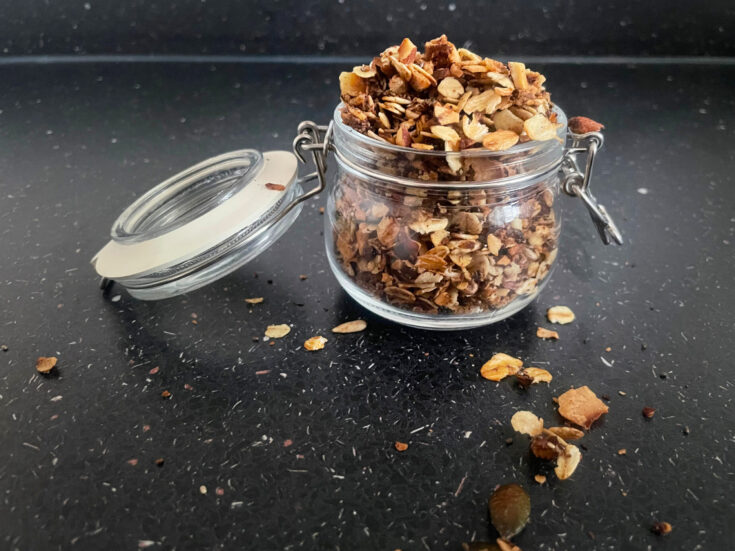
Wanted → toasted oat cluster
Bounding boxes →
[339,35,559,153]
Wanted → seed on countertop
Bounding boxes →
[651,521,673,536]
[215,487,225,496]
[394,441,408,452]
[149,366,159,375]
[199,485,207,494]
[245,297,264,304]
[618,390,627,396]
[642,406,656,418]
[161,390,171,399]
[154,458,164,467]
[36,356,58,374]
[299,274,308,280]
[489,483,531,540]
[265,183,286,191]
[126,458,139,466]
[534,474,546,484]
[332,320,367,333]
[617,448,627,455]
[1,344,8,352]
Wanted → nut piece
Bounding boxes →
[482,130,519,151]
[534,474,546,485]
[508,62,528,90]
[510,410,543,437]
[642,406,656,418]
[536,327,559,340]
[531,434,562,460]
[332,320,367,333]
[245,297,264,304]
[339,71,367,97]
[437,76,465,99]
[651,521,673,536]
[516,367,552,385]
[546,306,575,324]
[488,483,531,540]
[36,356,57,374]
[557,386,609,429]
[481,353,523,381]
[554,443,581,480]
[523,114,558,141]
[394,441,408,452]
[265,324,291,338]
[547,426,584,441]
[568,116,605,134]
[265,183,286,191]
[304,336,328,351]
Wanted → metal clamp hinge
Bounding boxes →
[561,131,623,245]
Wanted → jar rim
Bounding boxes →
[332,103,567,158]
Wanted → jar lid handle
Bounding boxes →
[562,131,623,245]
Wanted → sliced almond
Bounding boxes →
[431,125,461,144]
[409,217,449,234]
[352,64,376,79]
[554,443,581,480]
[524,114,558,141]
[482,130,519,151]
[332,320,367,334]
[461,115,489,143]
[486,71,514,88]
[265,324,291,338]
[510,410,543,437]
[493,109,525,134]
[547,426,585,441]
[437,77,464,100]
[389,55,413,82]
[547,305,575,324]
[508,61,529,90]
[463,90,497,114]
[434,103,460,125]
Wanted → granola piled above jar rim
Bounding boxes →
[339,35,561,159]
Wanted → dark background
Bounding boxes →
[2,2,735,551]
[1,0,734,58]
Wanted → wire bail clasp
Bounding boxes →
[561,131,623,245]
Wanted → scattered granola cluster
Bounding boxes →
[339,35,559,153]
[333,36,562,316]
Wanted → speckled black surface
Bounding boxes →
[0,1,733,57]
[1,61,734,550]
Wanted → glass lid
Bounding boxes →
[91,148,303,300]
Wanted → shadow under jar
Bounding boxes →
[326,105,565,330]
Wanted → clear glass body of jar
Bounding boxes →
[325,105,566,330]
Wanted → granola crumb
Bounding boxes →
[36,356,58,374]
[617,448,626,455]
[536,327,559,340]
[642,406,656,418]
[161,390,172,399]
[394,441,409,452]
[651,521,672,536]
[304,336,328,351]
[534,474,546,484]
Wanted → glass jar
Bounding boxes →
[92,104,621,330]
[326,105,565,329]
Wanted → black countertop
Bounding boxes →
[1,60,733,550]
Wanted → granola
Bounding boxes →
[332,38,563,317]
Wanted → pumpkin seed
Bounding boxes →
[488,483,531,540]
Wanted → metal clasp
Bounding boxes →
[561,131,623,245]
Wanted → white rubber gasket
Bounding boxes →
[92,150,297,279]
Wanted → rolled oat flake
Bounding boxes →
[91,36,621,329]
